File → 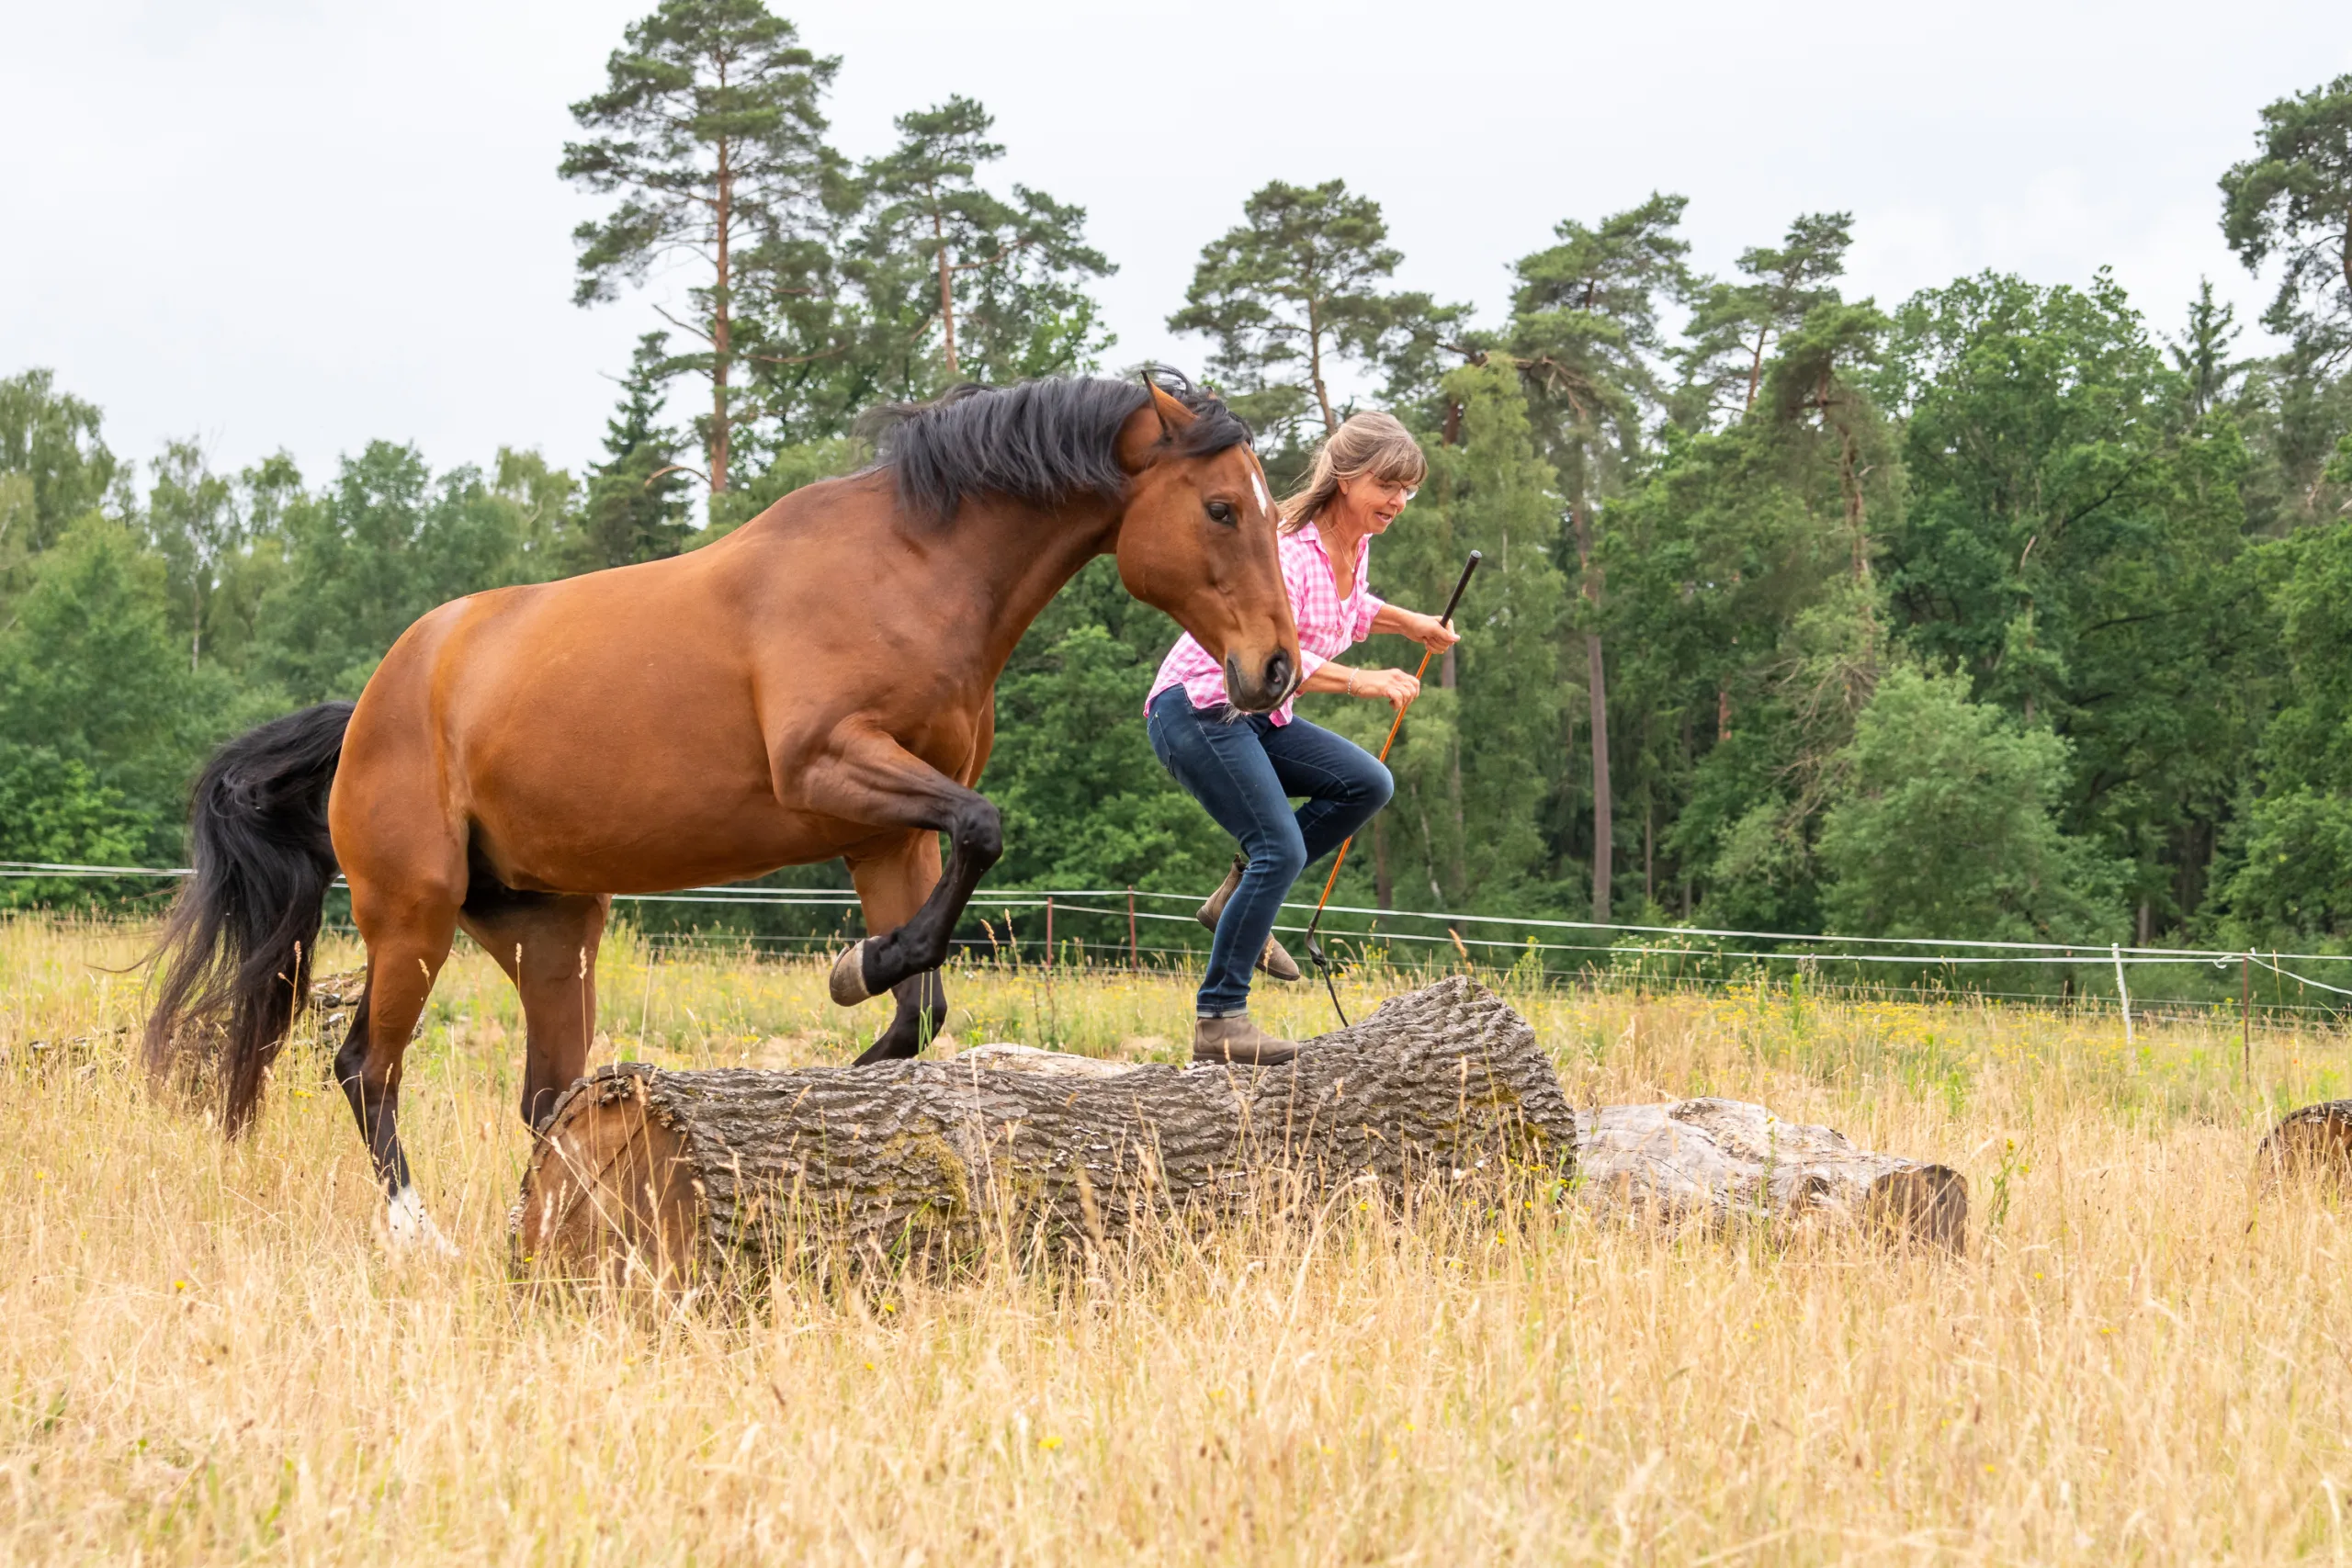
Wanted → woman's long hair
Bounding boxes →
[1278,412,1430,535]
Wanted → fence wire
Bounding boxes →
[8,860,2347,1017]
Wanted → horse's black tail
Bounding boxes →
[144,702,355,1135]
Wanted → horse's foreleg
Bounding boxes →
[334,890,459,1254]
[855,971,950,1066]
[802,730,1001,1014]
[845,834,952,1065]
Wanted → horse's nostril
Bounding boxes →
[1263,652,1293,698]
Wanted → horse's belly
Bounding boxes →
[437,620,791,889]
[412,566,976,896]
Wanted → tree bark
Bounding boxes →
[709,139,733,497]
[514,982,1972,1282]
[515,978,1577,1280]
[1583,636,1612,922]
[934,204,958,378]
[1571,504,1611,924]
[1307,297,1335,435]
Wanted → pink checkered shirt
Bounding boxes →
[1147,521,1385,726]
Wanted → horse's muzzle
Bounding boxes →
[1225,649,1295,714]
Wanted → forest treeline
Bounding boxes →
[6,2,2352,964]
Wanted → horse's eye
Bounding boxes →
[1205,501,1238,527]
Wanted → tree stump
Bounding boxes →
[1574,1099,1967,1250]
[514,976,1576,1281]
[2255,1100,2352,1195]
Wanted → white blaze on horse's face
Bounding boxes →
[1250,467,1272,521]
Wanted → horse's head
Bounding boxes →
[1114,378,1301,713]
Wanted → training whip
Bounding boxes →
[1303,549,1480,1027]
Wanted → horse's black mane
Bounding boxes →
[866,369,1254,525]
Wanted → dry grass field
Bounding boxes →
[3,914,2349,1564]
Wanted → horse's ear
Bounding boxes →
[1117,371,1195,472]
[1145,374,1195,434]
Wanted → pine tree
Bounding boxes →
[2169,279,2247,420]
[1367,362,1569,908]
[1508,193,1692,923]
[578,333,694,570]
[858,96,1113,388]
[1170,179,1443,447]
[2222,74,2352,370]
[561,1,845,502]
[1679,211,1853,423]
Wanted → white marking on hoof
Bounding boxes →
[829,938,875,1007]
[385,1185,458,1258]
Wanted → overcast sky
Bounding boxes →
[5,0,2347,491]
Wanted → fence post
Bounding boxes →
[2242,950,2252,1083]
[1046,895,1055,972]
[2112,942,2133,1047]
[1126,886,1138,975]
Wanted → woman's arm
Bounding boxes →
[1299,660,1420,713]
[1369,601,1461,652]
[1301,603,1460,712]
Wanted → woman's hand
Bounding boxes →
[1360,668,1421,713]
[1370,602,1462,653]
[1405,610,1461,654]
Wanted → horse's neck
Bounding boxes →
[951,498,1121,675]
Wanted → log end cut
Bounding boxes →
[1861,1163,1969,1251]
[2255,1100,2352,1195]
[514,1063,706,1284]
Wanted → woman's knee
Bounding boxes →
[1359,758,1395,810]
[1250,825,1308,884]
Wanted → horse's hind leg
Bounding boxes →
[458,888,611,1129]
[334,876,460,1251]
[845,832,951,1065]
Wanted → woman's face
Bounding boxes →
[1336,471,1418,535]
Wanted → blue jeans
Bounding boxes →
[1147,685,1395,1017]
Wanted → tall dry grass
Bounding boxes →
[2,914,2347,1564]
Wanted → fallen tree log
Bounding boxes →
[1575,1099,1966,1249]
[514,976,1576,1280]
[2255,1100,2352,1194]
[513,977,1969,1280]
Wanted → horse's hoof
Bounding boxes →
[829,939,875,1007]
[385,1185,458,1258]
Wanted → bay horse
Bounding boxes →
[143,372,1299,1247]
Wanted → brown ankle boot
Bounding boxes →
[1192,1013,1300,1067]
[1197,855,1303,983]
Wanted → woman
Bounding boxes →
[1147,412,1459,1066]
